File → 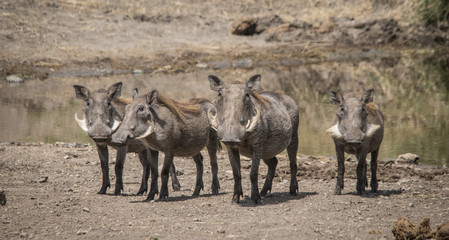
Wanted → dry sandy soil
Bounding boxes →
[0,142,448,239]
[1,0,449,239]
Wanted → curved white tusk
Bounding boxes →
[74,113,88,132]
[111,120,121,132]
[207,109,218,131]
[326,124,343,139]
[246,107,261,132]
[366,124,381,137]
[136,120,154,139]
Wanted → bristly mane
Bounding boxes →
[251,91,270,106]
[147,91,202,121]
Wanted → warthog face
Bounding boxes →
[208,74,261,146]
[327,89,379,146]
[73,82,122,142]
[111,89,154,144]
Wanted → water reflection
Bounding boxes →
[0,50,447,166]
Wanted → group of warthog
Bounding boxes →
[73,74,384,204]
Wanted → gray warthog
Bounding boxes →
[111,89,220,201]
[327,89,384,195]
[73,82,180,195]
[208,74,299,204]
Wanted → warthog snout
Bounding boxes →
[111,130,132,145]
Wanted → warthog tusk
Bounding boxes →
[136,120,154,139]
[326,124,343,139]
[366,124,381,137]
[75,113,88,132]
[246,107,260,132]
[207,109,218,131]
[111,120,121,132]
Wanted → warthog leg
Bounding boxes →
[96,144,110,194]
[207,130,220,195]
[170,164,181,191]
[287,129,299,195]
[146,149,159,201]
[113,145,127,195]
[137,150,150,195]
[260,157,278,197]
[356,151,368,195]
[334,144,345,195]
[159,152,175,201]
[370,148,379,193]
[249,151,262,204]
[192,153,204,197]
[227,148,243,203]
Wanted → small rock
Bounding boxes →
[132,69,143,74]
[6,75,24,83]
[436,220,449,240]
[231,17,257,35]
[76,229,88,235]
[38,176,48,183]
[83,207,90,213]
[195,62,208,69]
[396,153,419,164]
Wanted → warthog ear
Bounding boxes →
[245,74,261,92]
[146,90,158,105]
[108,82,122,100]
[208,75,224,91]
[132,88,139,101]
[362,89,375,104]
[329,90,343,105]
[73,85,90,100]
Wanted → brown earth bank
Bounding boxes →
[0,142,448,239]
[1,0,449,80]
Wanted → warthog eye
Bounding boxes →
[85,99,91,107]
[244,93,250,102]
[361,105,368,117]
[137,105,145,113]
[337,106,345,118]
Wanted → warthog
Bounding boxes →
[208,74,299,204]
[111,89,220,201]
[73,82,180,195]
[327,89,384,195]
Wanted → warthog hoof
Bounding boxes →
[232,194,240,204]
[145,191,158,201]
[137,186,147,195]
[172,182,181,191]
[97,184,110,194]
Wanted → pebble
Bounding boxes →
[82,207,90,213]
[76,229,88,235]
[195,62,208,69]
[132,69,143,74]
[6,75,24,83]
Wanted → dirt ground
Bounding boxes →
[0,142,448,239]
[1,0,449,239]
